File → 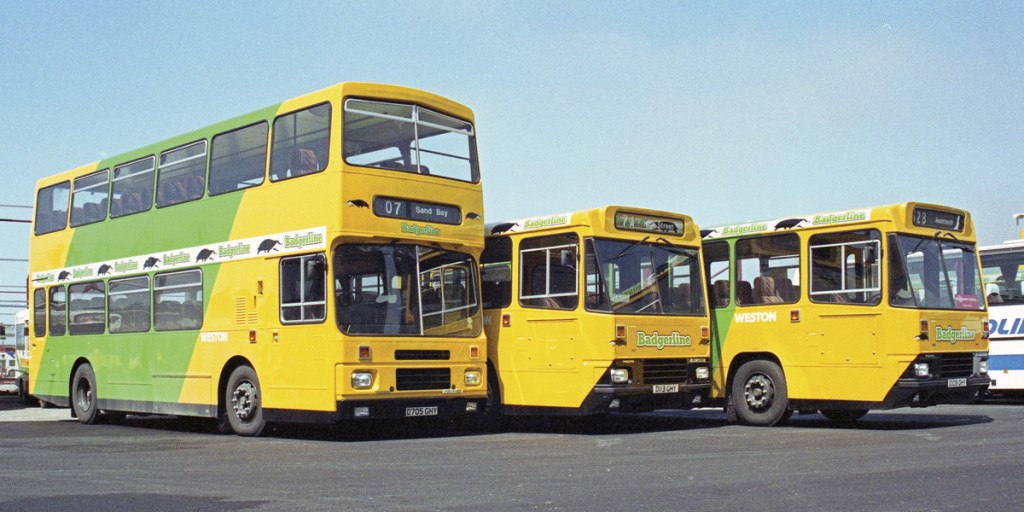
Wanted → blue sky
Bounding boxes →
[1,1,1022,326]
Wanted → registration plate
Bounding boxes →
[405,406,439,417]
[653,384,679,394]
[947,378,967,388]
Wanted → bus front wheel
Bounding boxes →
[731,360,788,427]
[71,364,100,425]
[224,365,266,437]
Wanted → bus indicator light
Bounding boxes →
[983,319,989,339]
[470,345,480,359]
[790,310,800,323]
[502,314,511,327]
[248,330,256,343]
[615,324,626,340]
[358,345,371,360]
[919,320,930,340]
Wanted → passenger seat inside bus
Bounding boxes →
[713,280,730,307]
[753,276,784,304]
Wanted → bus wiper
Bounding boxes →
[611,236,649,261]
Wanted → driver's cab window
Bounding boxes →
[519,234,579,310]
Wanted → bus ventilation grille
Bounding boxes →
[396,368,451,391]
[395,350,451,361]
[642,359,688,384]
[937,353,974,378]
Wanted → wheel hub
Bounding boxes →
[743,373,774,411]
[231,381,258,421]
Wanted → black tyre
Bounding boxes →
[224,365,266,437]
[17,374,35,406]
[731,360,788,426]
[820,409,869,424]
[71,364,100,425]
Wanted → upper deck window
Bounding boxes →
[110,156,155,218]
[209,122,268,196]
[270,103,330,182]
[157,140,207,207]
[343,99,478,183]
[70,170,109,227]
[34,181,70,235]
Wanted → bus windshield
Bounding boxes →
[335,245,481,336]
[889,234,985,310]
[981,249,1024,305]
[342,98,478,183]
[585,238,706,316]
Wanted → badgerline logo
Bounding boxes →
[935,326,976,344]
[636,331,692,349]
[401,223,441,236]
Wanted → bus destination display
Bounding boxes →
[912,207,965,232]
[614,212,684,235]
[373,197,462,225]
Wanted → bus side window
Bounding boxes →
[280,254,327,323]
[34,181,71,235]
[48,286,66,336]
[270,103,331,182]
[110,156,156,218]
[519,234,579,310]
[702,241,730,308]
[209,122,269,195]
[32,288,46,337]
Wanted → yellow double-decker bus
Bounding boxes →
[702,202,990,426]
[29,82,486,435]
[480,207,712,417]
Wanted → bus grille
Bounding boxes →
[396,368,451,391]
[642,359,688,384]
[395,350,451,361]
[937,353,974,378]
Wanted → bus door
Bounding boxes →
[517,234,580,374]
[807,230,883,366]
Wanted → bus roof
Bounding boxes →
[34,82,475,191]
[485,205,700,242]
[701,201,974,240]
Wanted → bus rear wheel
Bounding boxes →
[731,360,788,427]
[71,364,100,425]
[224,365,266,437]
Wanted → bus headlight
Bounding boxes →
[913,363,930,378]
[695,366,710,380]
[465,370,482,386]
[352,371,374,389]
[609,368,630,384]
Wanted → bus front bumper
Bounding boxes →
[888,375,991,408]
[582,382,711,414]
[264,396,484,423]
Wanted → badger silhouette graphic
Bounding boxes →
[346,199,369,208]
[196,248,215,262]
[257,239,281,254]
[57,270,71,281]
[97,264,112,275]
[700,229,719,238]
[774,218,807,230]
[465,212,481,220]
[490,222,518,235]
[143,257,160,270]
